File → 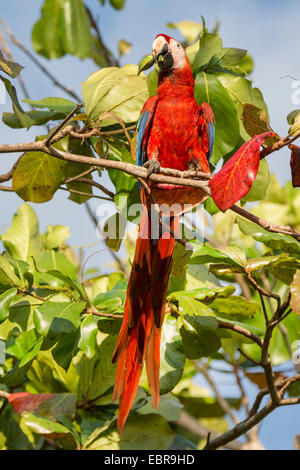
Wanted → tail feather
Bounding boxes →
[145,321,161,409]
[112,204,178,433]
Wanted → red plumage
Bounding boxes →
[112,35,214,433]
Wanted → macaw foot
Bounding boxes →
[187,160,199,171]
[144,159,161,178]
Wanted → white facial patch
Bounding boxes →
[169,38,186,69]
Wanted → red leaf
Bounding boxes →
[8,392,54,414]
[290,144,300,187]
[209,132,274,211]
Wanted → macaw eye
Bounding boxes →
[177,44,180,48]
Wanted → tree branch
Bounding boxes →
[0,113,299,246]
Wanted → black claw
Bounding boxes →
[144,159,161,178]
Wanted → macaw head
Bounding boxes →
[152,34,186,72]
[138,34,188,75]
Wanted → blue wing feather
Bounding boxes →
[208,121,215,162]
[136,110,151,167]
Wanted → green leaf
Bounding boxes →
[80,335,118,400]
[180,315,221,359]
[167,20,202,44]
[287,109,300,126]
[138,393,183,421]
[237,217,300,254]
[170,242,193,281]
[1,204,44,262]
[103,212,127,251]
[109,0,125,9]
[108,144,140,221]
[118,39,132,57]
[204,197,220,215]
[78,315,98,358]
[190,243,243,268]
[43,225,70,250]
[241,103,279,146]
[27,351,67,393]
[290,270,300,314]
[32,0,92,60]
[217,47,247,66]
[0,75,34,128]
[193,30,223,71]
[0,50,23,78]
[210,296,260,321]
[170,292,212,318]
[267,256,300,285]
[52,331,79,369]
[0,253,23,289]
[86,414,175,450]
[33,301,85,338]
[9,258,33,289]
[235,53,254,74]
[0,295,41,339]
[29,393,77,419]
[23,97,77,114]
[242,159,270,203]
[6,329,43,368]
[93,281,127,308]
[216,73,268,141]
[244,254,282,272]
[0,407,35,450]
[82,64,148,126]
[37,251,77,282]
[65,138,95,204]
[146,66,159,97]
[22,411,73,436]
[0,288,17,321]
[2,110,65,129]
[158,316,185,395]
[2,358,34,387]
[194,72,240,164]
[12,138,68,203]
[169,285,235,305]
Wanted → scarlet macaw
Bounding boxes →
[112,34,215,432]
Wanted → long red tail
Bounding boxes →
[112,203,177,432]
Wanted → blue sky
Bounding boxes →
[0,0,299,449]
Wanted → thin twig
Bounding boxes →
[194,361,239,425]
[0,26,31,103]
[59,185,112,202]
[218,320,263,348]
[69,177,115,199]
[45,103,82,146]
[238,348,262,366]
[0,19,81,102]
[175,411,243,450]
[86,307,123,319]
